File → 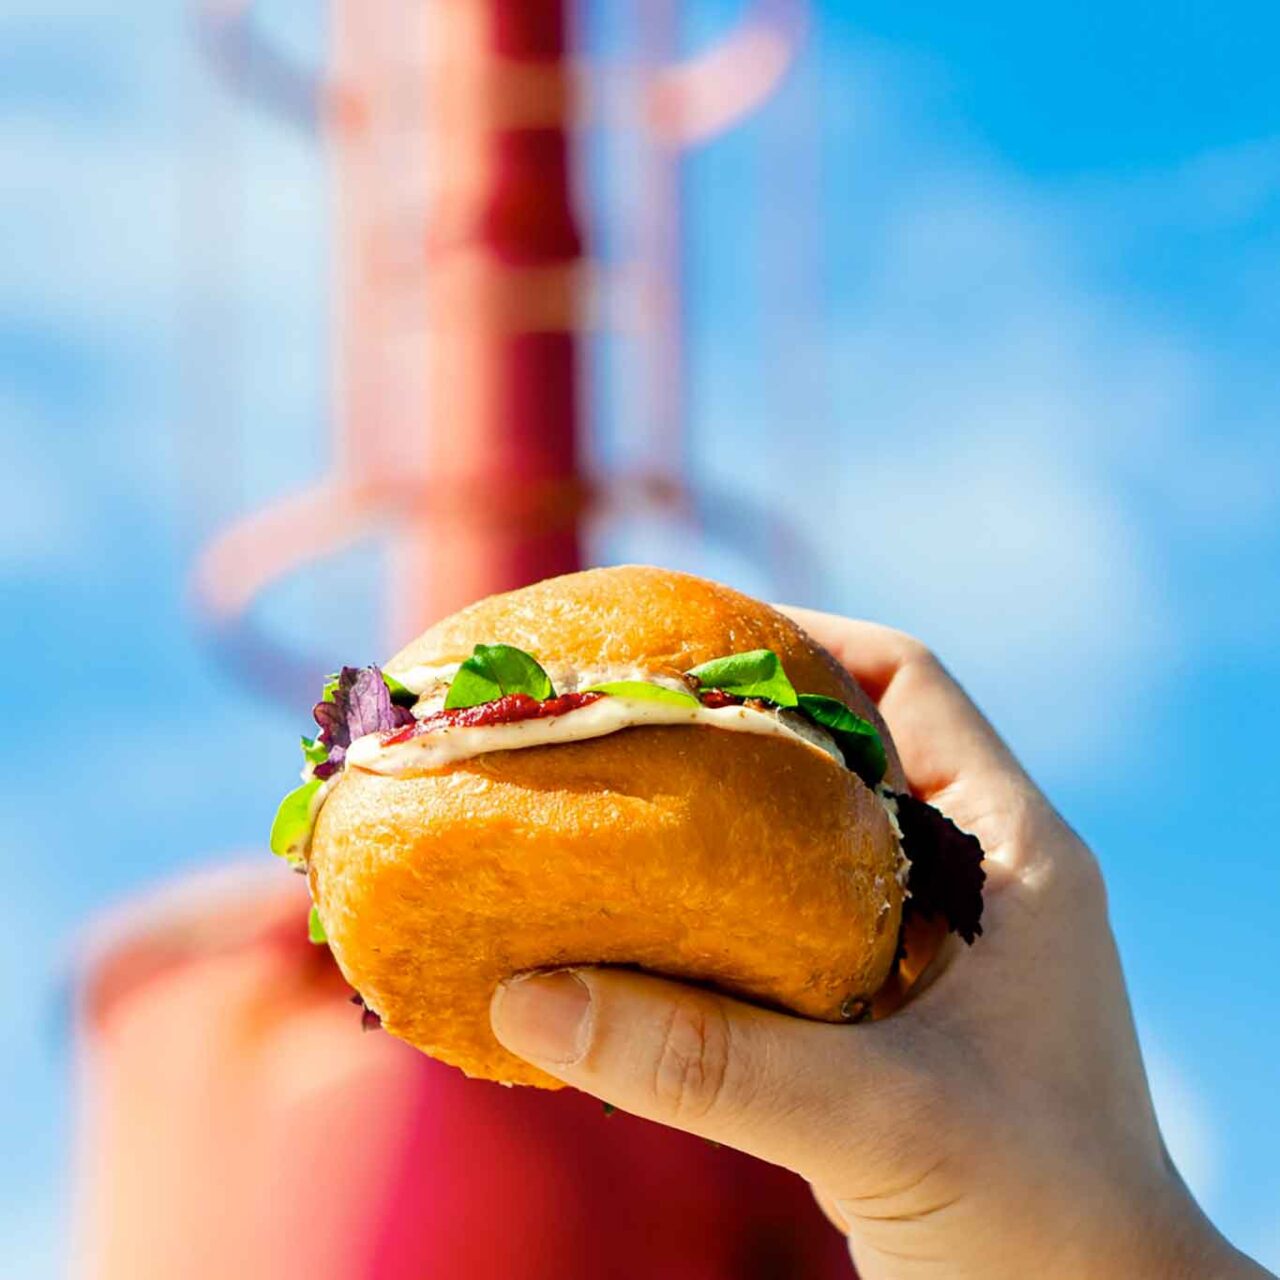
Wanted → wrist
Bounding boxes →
[1064,1170,1267,1280]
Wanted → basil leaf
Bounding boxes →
[308,904,328,944]
[797,693,887,786]
[583,681,700,706]
[443,665,501,708]
[686,649,798,707]
[301,736,329,766]
[444,644,555,709]
[270,778,322,862]
[382,672,417,707]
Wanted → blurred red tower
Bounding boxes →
[335,0,586,629]
[72,3,852,1277]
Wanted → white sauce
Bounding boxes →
[346,693,845,776]
[394,661,464,690]
[393,661,695,717]
[876,787,912,890]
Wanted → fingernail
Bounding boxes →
[491,970,592,1065]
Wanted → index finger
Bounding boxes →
[776,606,1028,809]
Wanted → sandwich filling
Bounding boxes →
[272,644,986,954]
[346,681,847,775]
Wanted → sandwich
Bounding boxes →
[270,566,984,1088]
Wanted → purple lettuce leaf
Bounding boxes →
[312,666,414,772]
[350,991,382,1031]
[891,791,986,945]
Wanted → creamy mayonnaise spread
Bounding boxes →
[876,787,912,890]
[392,661,690,706]
[345,689,844,776]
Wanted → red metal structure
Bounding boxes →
[72,3,851,1277]
[191,0,812,670]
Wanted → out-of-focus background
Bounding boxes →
[3,0,1279,1274]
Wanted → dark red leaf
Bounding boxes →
[312,666,414,769]
[891,792,986,945]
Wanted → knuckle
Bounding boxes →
[1031,814,1110,916]
[1063,841,1109,914]
[899,640,952,692]
[651,996,736,1123]
[837,1068,952,1183]
[896,635,936,668]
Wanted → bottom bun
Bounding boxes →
[310,726,903,1088]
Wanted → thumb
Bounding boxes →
[489,966,900,1179]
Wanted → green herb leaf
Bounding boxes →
[301,736,329,766]
[582,681,700,706]
[270,778,322,862]
[444,644,555,709]
[382,672,417,707]
[686,649,798,707]
[797,693,887,786]
[308,904,328,945]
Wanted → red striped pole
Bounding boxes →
[372,0,586,639]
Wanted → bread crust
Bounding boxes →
[309,566,906,1086]
[387,565,904,785]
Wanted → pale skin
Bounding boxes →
[489,611,1274,1280]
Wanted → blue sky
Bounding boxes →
[2,1,1278,1274]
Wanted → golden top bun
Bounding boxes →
[388,565,900,775]
[311,565,907,1087]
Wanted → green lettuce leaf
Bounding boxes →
[445,644,555,709]
[797,693,887,786]
[301,736,328,766]
[686,649,798,707]
[308,904,328,945]
[382,672,417,707]
[583,681,700,706]
[270,778,321,862]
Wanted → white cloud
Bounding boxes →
[701,171,1188,770]
[1143,1044,1220,1208]
[0,68,330,568]
[1140,1046,1280,1273]
[0,107,324,330]
[796,427,1163,766]
[1,0,118,17]
[0,399,81,570]
[1253,1218,1280,1275]
[1083,133,1280,231]
[816,307,1181,769]
[689,51,1280,777]
[0,1195,61,1280]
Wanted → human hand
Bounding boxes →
[489,612,1271,1280]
